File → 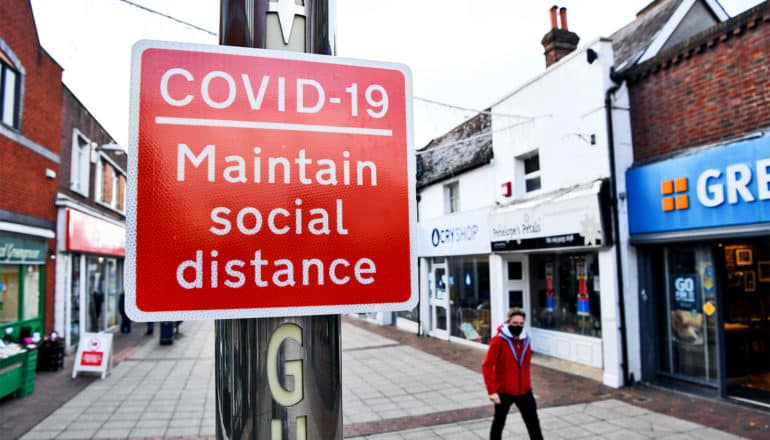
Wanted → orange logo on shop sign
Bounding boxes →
[125,41,416,321]
[661,177,689,212]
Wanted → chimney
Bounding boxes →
[541,6,580,67]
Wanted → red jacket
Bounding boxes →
[482,324,532,396]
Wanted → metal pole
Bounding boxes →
[216,2,341,439]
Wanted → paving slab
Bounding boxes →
[15,318,769,439]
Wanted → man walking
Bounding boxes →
[482,307,543,440]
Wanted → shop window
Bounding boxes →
[70,130,91,197]
[96,155,127,213]
[447,256,491,344]
[0,51,20,129]
[0,264,39,323]
[0,266,20,323]
[660,246,717,383]
[444,182,459,214]
[70,254,82,348]
[103,258,119,328]
[84,256,122,333]
[528,252,601,337]
[23,265,40,320]
[720,240,770,402]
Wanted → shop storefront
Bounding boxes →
[56,208,125,351]
[416,208,492,345]
[488,180,616,373]
[0,233,47,332]
[0,229,49,399]
[627,134,770,406]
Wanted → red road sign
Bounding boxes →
[126,40,415,321]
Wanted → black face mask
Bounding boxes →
[509,325,523,336]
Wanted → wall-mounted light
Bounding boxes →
[576,133,596,145]
[586,48,598,64]
[91,142,127,163]
[94,143,127,155]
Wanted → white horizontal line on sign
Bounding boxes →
[155,116,393,136]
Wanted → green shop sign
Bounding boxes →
[0,234,46,264]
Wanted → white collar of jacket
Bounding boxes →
[498,321,528,341]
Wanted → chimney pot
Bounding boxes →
[541,6,579,67]
[550,5,559,29]
[559,7,569,30]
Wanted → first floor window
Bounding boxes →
[0,54,20,129]
[444,182,459,214]
[523,152,541,193]
[70,131,91,196]
[97,156,127,213]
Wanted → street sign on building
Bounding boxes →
[126,40,416,321]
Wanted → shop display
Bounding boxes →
[0,340,36,399]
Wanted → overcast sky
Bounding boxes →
[30,0,763,148]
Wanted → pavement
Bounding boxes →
[0,318,768,439]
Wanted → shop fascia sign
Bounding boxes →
[66,208,126,256]
[126,40,416,321]
[0,234,46,264]
[417,208,490,257]
[626,135,770,235]
[489,181,606,251]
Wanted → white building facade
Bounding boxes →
[487,39,634,387]
[405,1,729,388]
[411,38,637,388]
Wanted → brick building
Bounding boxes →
[55,87,126,351]
[623,2,770,406]
[0,0,63,339]
[0,0,63,399]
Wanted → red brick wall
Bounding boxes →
[0,0,63,333]
[0,2,63,220]
[627,5,770,162]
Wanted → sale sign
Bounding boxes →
[126,40,416,321]
[72,333,113,379]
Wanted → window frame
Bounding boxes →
[523,152,542,193]
[515,150,542,196]
[0,51,21,130]
[69,129,92,197]
[443,181,460,214]
[95,153,127,214]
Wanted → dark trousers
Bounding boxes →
[490,390,543,440]
[120,315,132,334]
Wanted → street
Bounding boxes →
[4,318,766,439]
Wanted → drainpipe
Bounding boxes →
[416,193,423,337]
[605,68,630,386]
